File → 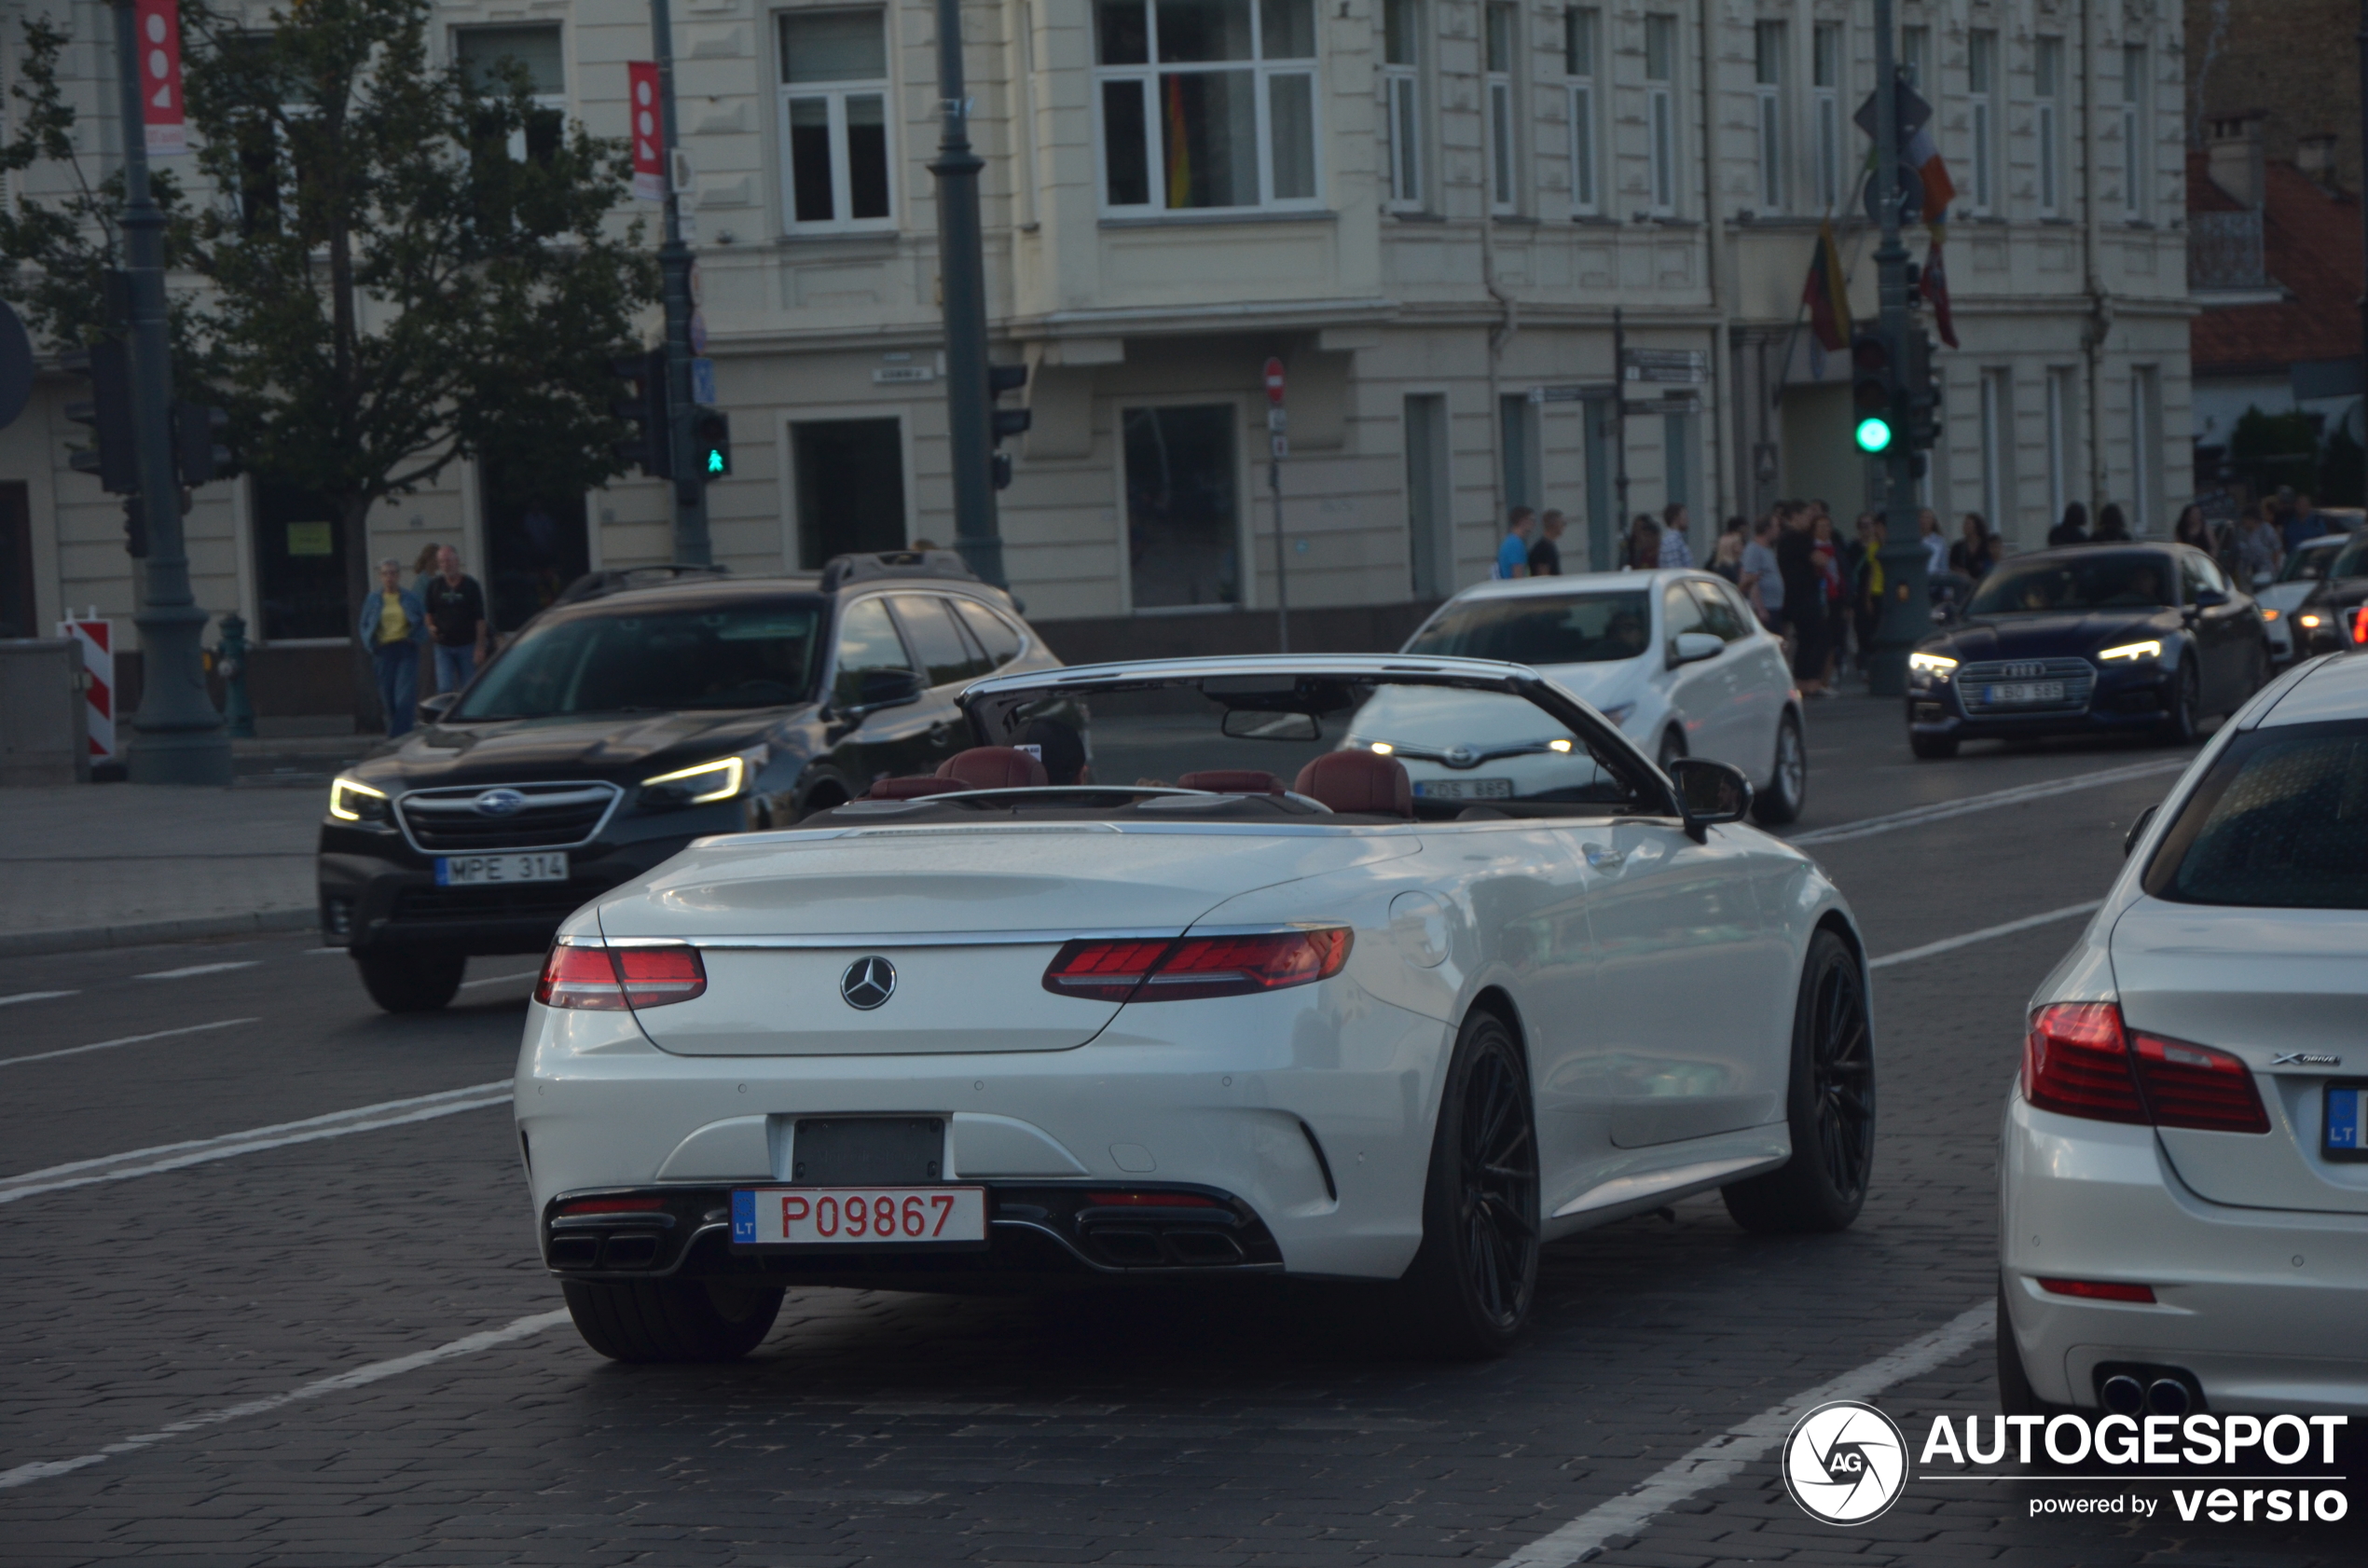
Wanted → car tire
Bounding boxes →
[1908,731,1958,761]
[561,1278,785,1364]
[1657,726,1687,775]
[1753,711,1807,825]
[1721,928,1874,1234]
[2157,659,2200,746]
[1394,1009,1540,1359]
[352,948,465,1013]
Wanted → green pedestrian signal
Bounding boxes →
[691,408,731,481]
[1854,415,1895,453]
[707,448,724,475]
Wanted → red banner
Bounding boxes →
[627,62,664,201]
[134,0,186,157]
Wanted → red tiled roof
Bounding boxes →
[2189,151,2364,377]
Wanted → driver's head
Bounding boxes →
[1020,717,1088,786]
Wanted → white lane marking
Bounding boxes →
[460,970,541,990]
[0,1080,510,1204]
[304,947,343,955]
[0,1017,255,1071]
[1789,756,2189,847]
[0,1308,571,1492]
[1499,1300,1995,1568]
[1867,901,2105,970]
[0,990,78,1007]
[134,960,260,981]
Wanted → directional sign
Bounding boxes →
[1620,349,1706,385]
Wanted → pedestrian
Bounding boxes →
[1811,513,1845,689]
[360,557,428,736]
[1741,514,1784,628]
[410,543,442,598]
[1658,502,1695,568]
[1916,509,1948,577]
[1776,504,1826,696]
[1853,513,1886,667]
[1494,507,1537,579]
[2047,502,2089,547]
[1626,515,1662,571]
[2235,503,2283,585]
[2093,502,2133,543]
[1949,513,1999,579]
[423,543,491,695]
[1528,510,1566,576]
[2282,489,2328,555]
[2172,502,2219,555]
[1708,528,1745,585]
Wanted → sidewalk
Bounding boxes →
[0,736,368,955]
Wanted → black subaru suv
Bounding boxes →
[318,553,1066,1012]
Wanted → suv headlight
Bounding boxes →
[1907,652,1958,678]
[640,754,750,805]
[328,776,390,822]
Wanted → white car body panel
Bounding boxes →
[516,654,1857,1286]
[2001,653,2368,1412]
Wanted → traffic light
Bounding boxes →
[174,402,230,488]
[1850,327,1900,455]
[692,407,731,479]
[1901,327,1942,451]
[609,348,672,478]
[120,495,148,559]
[63,338,136,494]
[986,364,1028,491]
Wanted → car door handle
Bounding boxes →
[1584,845,1626,870]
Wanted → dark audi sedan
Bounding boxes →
[318,553,1067,1011]
[1906,543,2270,759]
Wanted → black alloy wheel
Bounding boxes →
[353,947,465,1013]
[1398,1011,1540,1357]
[1754,711,1807,825]
[1722,929,1875,1232]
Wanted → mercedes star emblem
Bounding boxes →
[473,788,528,818]
[840,956,897,1011]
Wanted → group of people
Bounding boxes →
[357,543,494,736]
[2163,486,2347,586]
[1493,502,1701,581]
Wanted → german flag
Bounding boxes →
[1801,221,1852,352]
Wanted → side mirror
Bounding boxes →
[847,667,926,717]
[2123,802,2159,859]
[418,692,459,722]
[1668,631,1725,667]
[1668,756,1753,841]
[2193,587,2229,609]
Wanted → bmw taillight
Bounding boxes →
[2022,1002,2267,1134]
[534,942,707,1011]
[1042,928,1352,1003]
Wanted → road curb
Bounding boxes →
[0,907,318,958]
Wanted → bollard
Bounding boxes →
[213,612,255,738]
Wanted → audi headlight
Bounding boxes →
[2098,640,2163,663]
[640,755,750,805]
[1907,652,1959,678]
[328,776,390,822]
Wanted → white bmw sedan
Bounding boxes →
[1393,571,1806,824]
[516,655,1869,1363]
[2000,651,2368,1418]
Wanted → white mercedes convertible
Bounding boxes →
[516,655,1872,1362]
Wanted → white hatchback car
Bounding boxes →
[2000,651,2368,1418]
[1392,571,1806,824]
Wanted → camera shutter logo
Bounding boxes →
[1781,1399,1908,1525]
[840,956,897,1011]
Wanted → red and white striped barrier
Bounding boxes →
[55,614,115,763]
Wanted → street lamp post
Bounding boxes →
[1865,0,1929,698]
[112,0,228,784]
[930,0,1005,587]
[649,0,708,565]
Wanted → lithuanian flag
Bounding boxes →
[1801,221,1852,351]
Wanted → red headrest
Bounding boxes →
[866,776,970,800]
[938,746,1050,791]
[1177,769,1285,795]
[1293,750,1413,817]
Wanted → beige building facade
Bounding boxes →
[0,0,2194,710]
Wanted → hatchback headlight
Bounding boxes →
[2098,640,2162,663]
[1907,652,1958,678]
[640,755,749,805]
[328,776,390,822]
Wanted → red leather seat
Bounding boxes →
[1177,769,1285,795]
[1293,751,1413,817]
[866,776,969,801]
[938,746,1050,790]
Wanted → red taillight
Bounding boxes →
[1081,1191,1223,1208]
[2036,1277,2156,1303]
[2350,606,2368,645]
[2023,1002,2268,1134]
[534,942,706,1011]
[559,1196,666,1216]
[1041,928,1353,1003]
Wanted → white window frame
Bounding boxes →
[777,9,898,235]
[1812,21,1842,215]
[1644,12,1678,216]
[1093,0,1325,216]
[453,24,568,163]
[1486,2,1519,215]
[1383,0,1423,209]
[1968,29,1998,215]
[1565,6,1601,215]
[1753,20,1784,213]
[2045,366,2075,524]
[1979,369,2009,536]
[2130,366,2156,532]
[2122,44,2147,221]
[2034,35,2063,218]
[1901,23,1929,91]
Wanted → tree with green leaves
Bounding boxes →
[0,0,656,724]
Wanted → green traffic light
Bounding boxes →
[1853,416,1895,454]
